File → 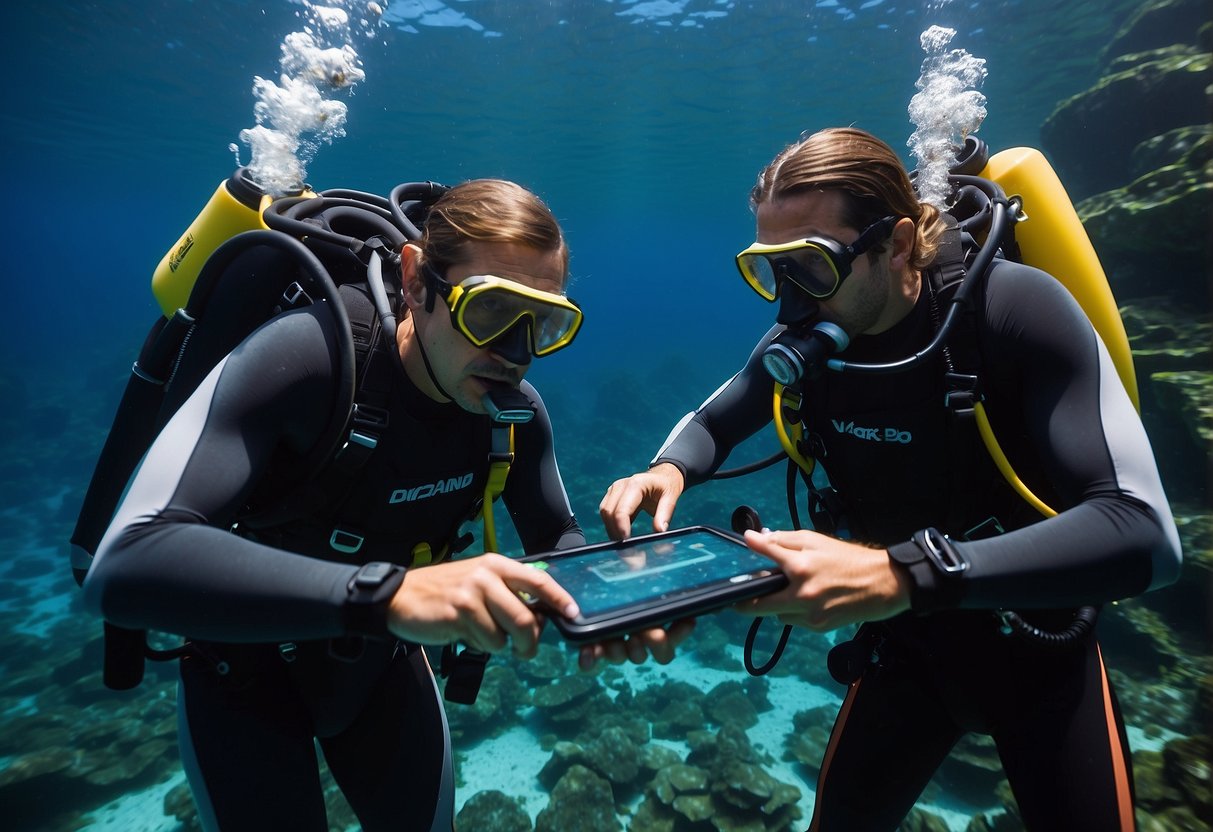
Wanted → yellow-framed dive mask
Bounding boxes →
[736,216,897,302]
[423,263,583,358]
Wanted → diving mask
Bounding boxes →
[736,216,897,302]
[423,264,583,358]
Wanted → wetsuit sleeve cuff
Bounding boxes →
[650,458,688,480]
[887,530,968,612]
[342,562,407,638]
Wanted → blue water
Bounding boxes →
[1,1,1206,830]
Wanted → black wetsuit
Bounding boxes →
[652,259,1181,830]
[84,304,584,832]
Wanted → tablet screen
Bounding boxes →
[531,528,773,621]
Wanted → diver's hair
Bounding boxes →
[750,127,947,270]
[421,179,568,279]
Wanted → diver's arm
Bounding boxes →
[896,264,1182,611]
[600,327,780,539]
[502,381,585,554]
[650,325,781,486]
[83,310,394,642]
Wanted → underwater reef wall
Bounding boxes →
[1039,2,1213,830]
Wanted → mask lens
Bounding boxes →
[532,306,581,354]
[460,291,518,342]
[456,281,582,356]
[738,254,779,301]
[738,241,844,301]
[780,246,841,298]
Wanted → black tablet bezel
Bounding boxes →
[522,525,786,643]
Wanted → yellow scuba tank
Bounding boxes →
[150,169,314,316]
[978,147,1139,410]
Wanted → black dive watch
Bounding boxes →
[887,527,969,611]
[343,561,407,636]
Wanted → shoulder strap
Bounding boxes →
[928,217,1006,538]
[241,282,391,544]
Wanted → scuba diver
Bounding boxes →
[82,178,606,831]
[599,128,1182,830]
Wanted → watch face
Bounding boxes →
[354,561,396,588]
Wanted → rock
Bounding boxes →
[637,743,681,774]
[704,680,760,730]
[652,763,710,804]
[899,807,952,832]
[1074,129,1212,302]
[456,789,533,832]
[584,726,642,786]
[1164,734,1213,821]
[1153,371,1213,448]
[534,765,620,832]
[671,792,714,822]
[783,706,834,775]
[532,674,597,709]
[1041,49,1210,199]
[1101,0,1211,63]
[164,781,201,831]
[538,741,589,791]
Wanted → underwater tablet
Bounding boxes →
[522,526,787,643]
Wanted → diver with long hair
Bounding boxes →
[600,128,1181,829]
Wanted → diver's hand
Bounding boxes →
[735,529,911,632]
[599,463,686,540]
[386,554,580,658]
[577,619,697,672]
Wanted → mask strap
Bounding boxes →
[414,326,457,403]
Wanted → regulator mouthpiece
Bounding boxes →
[762,322,849,386]
[482,384,535,424]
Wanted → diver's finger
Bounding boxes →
[625,634,648,664]
[482,581,545,656]
[599,483,642,540]
[742,529,797,565]
[652,489,679,533]
[501,563,580,621]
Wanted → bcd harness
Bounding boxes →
[734,168,1102,676]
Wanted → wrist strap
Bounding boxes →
[888,528,968,611]
[344,561,407,637]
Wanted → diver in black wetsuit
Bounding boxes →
[83,179,636,832]
[599,128,1182,830]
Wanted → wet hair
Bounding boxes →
[420,179,568,280]
[750,127,947,270]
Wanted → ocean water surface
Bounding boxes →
[1,1,1208,830]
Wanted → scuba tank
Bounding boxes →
[152,169,280,315]
[977,147,1138,407]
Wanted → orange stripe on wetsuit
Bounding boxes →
[808,678,862,832]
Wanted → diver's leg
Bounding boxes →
[177,650,327,832]
[320,643,454,832]
[809,667,962,831]
[993,639,1136,832]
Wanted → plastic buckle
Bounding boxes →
[351,402,390,433]
[335,403,389,463]
[330,528,365,554]
[943,373,980,412]
[780,387,805,423]
[920,528,969,575]
[279,282,312,310]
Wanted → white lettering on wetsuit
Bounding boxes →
[831,419,912,445]
[389,472,475,503]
